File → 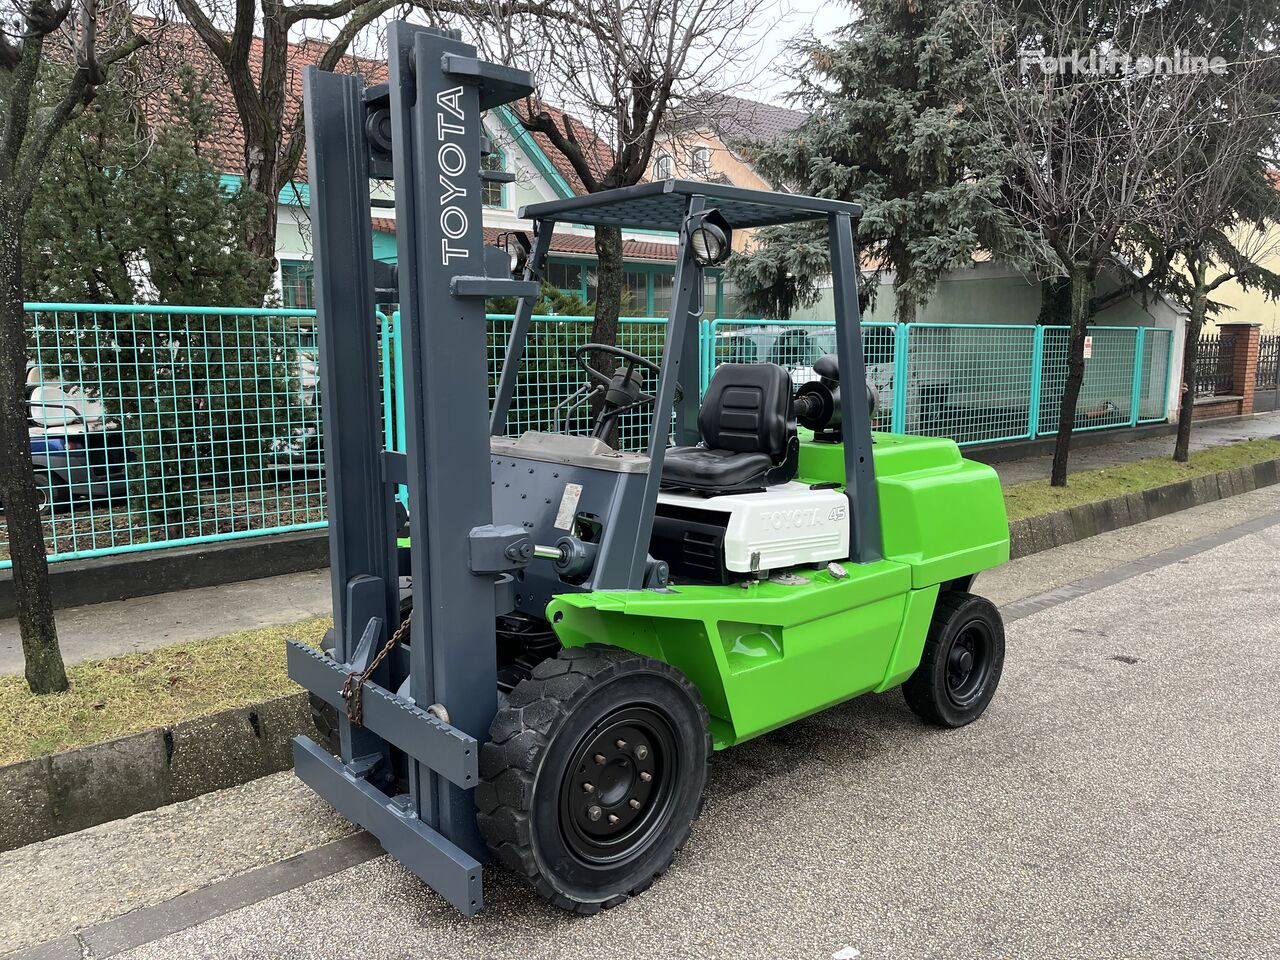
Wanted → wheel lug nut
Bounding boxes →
[634,744,649,760]
[615,739,627,749]
[628,798,640,809]
[640,771,652,782]
[593,754,606,764]
[587,805,602,821]
[607,814,620,825]
[582,782,595,794]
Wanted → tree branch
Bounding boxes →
[15,31,149,205]
[172,0,231,63]
[276,0,401,190]
[0,24,47,183]
[516,104,602,192]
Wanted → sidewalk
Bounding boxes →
[3,411,1278,673]
[0,569,331,674]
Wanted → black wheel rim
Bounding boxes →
[558,705,679,867]
[945,618,995,708]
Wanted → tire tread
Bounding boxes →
[476,643,711,914]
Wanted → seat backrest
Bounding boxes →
[698,363,793,459]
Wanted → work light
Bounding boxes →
[500,231,532,275]
[685,209,732,266]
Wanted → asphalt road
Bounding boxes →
[5,488,1279,960]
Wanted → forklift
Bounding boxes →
[289,21,1011,917]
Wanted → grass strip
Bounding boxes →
[1003,437,1280,521]
[0,618,330,764]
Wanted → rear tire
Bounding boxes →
[477,644,710,914]
[902,591,1004,728]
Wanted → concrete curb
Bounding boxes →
[0,530,329,619]
[2,455,1278,852]
[0,692,316,853]
[1008,456,1280,558]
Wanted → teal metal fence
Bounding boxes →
[704,319,1172,444]
[4,305,1173,569]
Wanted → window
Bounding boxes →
[688,145,711,179]
[546,261,583,295]
[721,335,758,364]
[768,330,818,369]
[719,278,748,319]
[652,271,674,317]
[654,152,673,180]
[280,261,314,309]
[624,271,648,314]
[482,148,505,207]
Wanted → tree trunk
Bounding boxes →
[894,283,917,325]
[0,193,68,694]
[588,224,624,434]
[590,223,623,348]
[1174,264,1210,463]
[1049,267,1093,487]
[243,147,280,271]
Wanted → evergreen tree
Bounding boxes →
[27,66,292,533]
[728,0,1018,323]
[24,65,273,304]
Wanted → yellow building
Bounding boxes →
[649,95,805,254]
[1203,221,1280,333]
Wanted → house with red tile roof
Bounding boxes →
[156,21,688,313]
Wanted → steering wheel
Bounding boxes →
[568,343,684,442]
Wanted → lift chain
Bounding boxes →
[342,613,412,727]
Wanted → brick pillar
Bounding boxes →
[1218,322,1262,414]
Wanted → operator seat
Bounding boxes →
[660,362,797,495]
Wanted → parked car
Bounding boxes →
[17,365,131,513]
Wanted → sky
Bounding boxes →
[737,1,848,105]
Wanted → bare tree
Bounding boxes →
[969,0,1227,486]
[0,0,147,693]
[154,0,576,296]
[455,0,756,367]
[146,0,407,275]
[1124,6,1280,462]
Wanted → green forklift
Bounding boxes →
[290,21,1010,917]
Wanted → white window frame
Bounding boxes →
[688,145,711,178]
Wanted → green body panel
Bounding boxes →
[546,431,1009,749]
[798,432,1010,587]
[547,560,916,748]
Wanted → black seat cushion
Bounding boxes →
[661,363,795,494]
[661,446,775,489]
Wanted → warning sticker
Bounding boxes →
[1083,334,1093,359]
[554,482,584,530]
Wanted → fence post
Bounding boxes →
[1128,327,1146,427]
[1217,322,1263,415]
[700,318,711,394]
[701,319,716,394]
[891,322,909,434]
[381,313,395,453]
[1027,325,1045,439]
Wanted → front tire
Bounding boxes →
[902,591,1005,727]
[477,644,710,914]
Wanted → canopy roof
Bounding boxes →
[519,180,862,231]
